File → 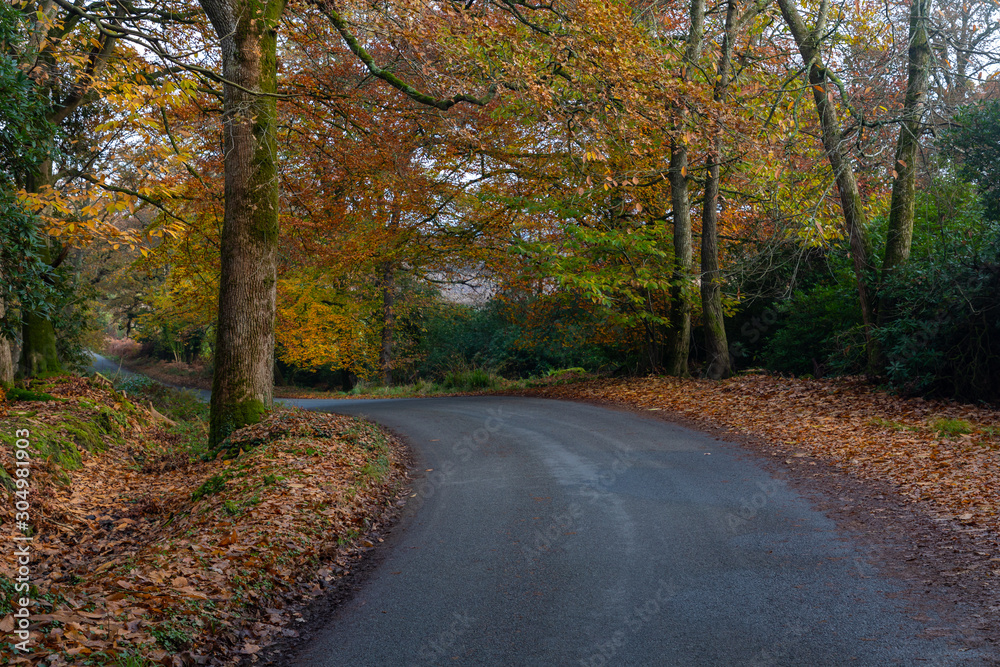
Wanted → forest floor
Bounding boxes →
[0,377,409,666]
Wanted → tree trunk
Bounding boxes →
[0,289,13,386]
[340,368,354,392]
[19,311,60,377]
[700,0,739,381]
[879,0,932,324]
[776,0,877,359]
[664,0,705,378]
[18,237,62,378]
[380,261,395,386]
[666,143,693,377]
[201,0,287,446]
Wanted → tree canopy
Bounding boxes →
[4,0,1000,418]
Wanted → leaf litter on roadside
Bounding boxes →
[0,377,408,665]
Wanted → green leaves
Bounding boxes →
[939,99,1000,222]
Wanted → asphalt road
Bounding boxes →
[282,396,986,666]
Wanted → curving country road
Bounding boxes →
[280,396,987,666]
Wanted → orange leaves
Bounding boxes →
[0,380,407,663]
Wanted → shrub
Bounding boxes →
[761,283,864,376]
[441,367,501,391]
[103,336,142,360]
[877,242,1000,401]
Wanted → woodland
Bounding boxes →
[3,0,1000,661]
[2,0,1000,439]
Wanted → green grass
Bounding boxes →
[109,374,211,458]
[979,425,1000,439]
[441,368,501,391]
[119,379,209,423]
[359,454,391,482]
[930,417,974,438]
[291,366,599,399]
[869,417,922,432]
[546,366,586,377]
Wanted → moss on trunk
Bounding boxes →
[19,310,61,378]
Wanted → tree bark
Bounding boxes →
[19,311,60,377]
[664,0,705,378]
[666,144,693,377]
[18,233,62,378]
[380,261,395,386]
[880,0,931,322]
[201,0,287,446]
[776,0,877,353]
[0,287,13,386]
[699,0,739,381]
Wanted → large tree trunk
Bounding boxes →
[777,0,877,360]
[18,233,62,378]
[380,261,395,386]
[699,0,740,381]
[879,0,932,323]
[664,0,705,378]
[19,311,60,377]
[201,0,287,446]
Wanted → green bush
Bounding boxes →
[416,300,618,379]
[761,282,864,376]
[876,229,1000,401]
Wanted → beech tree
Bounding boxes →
[195,0,286,443]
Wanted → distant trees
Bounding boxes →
[11,0,1000,408]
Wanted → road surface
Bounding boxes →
[282,396,984,666]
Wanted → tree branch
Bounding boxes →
[315,1,496,111]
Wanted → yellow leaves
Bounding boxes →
[275,278,380,377]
